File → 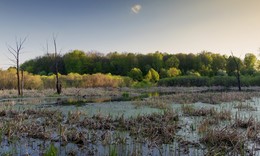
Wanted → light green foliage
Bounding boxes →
[44,143,58,156]
[167,67,181,77]
[186,70,201,77]
[145,68,159,82]
[242,53,257,75]
[244,53,257,69]
[109,146,118,156]
[128,68,143,81]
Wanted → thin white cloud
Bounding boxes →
[131,4,142,14]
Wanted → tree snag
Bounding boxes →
[7,37,27,96]
[231,52,241,91]
[53,35,62,94]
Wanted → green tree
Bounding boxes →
[211,54,227,75]
[108,52,131,75]
[128,68,143,81]
[195,51,213,76]
[165,55,179,69]
[244,53,257,68]
[175,53,196,74]
[63,50,86,74]
[145,68,160,82]
[226,56,243,76]
[243,53,257,75]
[149,52,164,71]
[159,68,168,79]
[167,67,181,77]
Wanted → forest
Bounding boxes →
[1,50,260,89]
[21,50,258,77]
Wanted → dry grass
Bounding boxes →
[163,91,260,104]
[234,102,257,111]
[132,97,171,109]
[0,106,180,149]
[200,127,246,154]
[213,109,232,121]
[181,105,216,116]
[197,118,214,134]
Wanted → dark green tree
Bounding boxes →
[63,50,86,74]
[165,55,180,69]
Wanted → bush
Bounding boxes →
[128,68,143,81]
[167,67,181,77]
[158,76,210,87]
[210,76,237,87]
[132,80,154,88]
[145,68,159,83]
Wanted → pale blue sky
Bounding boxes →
[1,0,260,69]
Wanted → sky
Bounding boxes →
[1,0,260,69]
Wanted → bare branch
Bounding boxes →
[7,57,17,64]
[6,36,27,96]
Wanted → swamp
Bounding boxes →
[0,87,260,155]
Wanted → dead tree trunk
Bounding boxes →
[16,56,20,95]
[7,37,27,96]
[21,69,24,96]
[231,52,241,91]
[53,36,62,94]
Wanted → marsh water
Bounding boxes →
[1,91,260,155]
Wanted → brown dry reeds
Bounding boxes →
[162,91,260,104]
[234,102,257,111]
[181,105,216,116]
[132,97,171,109]
[200,127,246,154]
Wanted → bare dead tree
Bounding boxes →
[7,37,27,96]
[53,35,62,94]
[231,52,241,91]
[21,69,24,96]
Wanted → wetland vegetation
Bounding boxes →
[1,87,260,155]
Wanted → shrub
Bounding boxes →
[186,70,201,77]
[167,67,181,77]
[145,68,159,83]
[158,76,210,87]
[210,76,237,87]
[128,68,143,81]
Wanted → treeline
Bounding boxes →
[0,68,131,90]
[3,67,260,89]
[21,50,259,81]
[158,76,260,87]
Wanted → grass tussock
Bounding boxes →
[200,127,246,155]
[181,105,216,116]
[234,102,257,111]
[132,97,171,109]
[163,91,259,104]
[0,107,179,149]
